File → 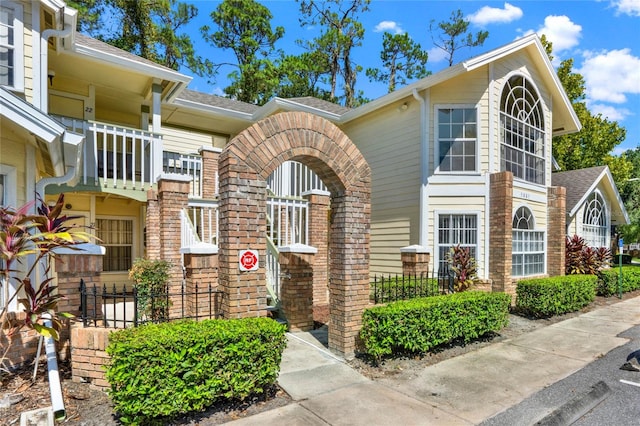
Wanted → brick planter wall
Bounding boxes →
[400,246,431,276]
[70,325,111,389]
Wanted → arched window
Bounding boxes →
[582,192,608,247]
[500,75,545,185]
[512,206,545,276]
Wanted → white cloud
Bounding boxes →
[612,0,640,16]
[588,102,632,121]
[374,21,403,34]
[467,3,523,26]
[427,47,449,64]
[535,15,582,53]
[579,48,640,104]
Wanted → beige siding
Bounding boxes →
[0,126,27,206]
[343,99,422,275]
[22,1,34,102]
[162,126,216,154]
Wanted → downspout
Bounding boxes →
[41,25,73,113]
[412,88,428,247]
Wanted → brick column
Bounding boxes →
[217,158,268,318]
[200,146,221,199]
[279,244,317,331]
[145,189,160,260]
[183,250,219,318]
[54,243,105,361]
[400,245,431,276]
[547,186,566,276]
[489,172,514,295]
[303,190,330,309]
[157,174,191,317]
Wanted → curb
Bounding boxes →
[535,381,610,425]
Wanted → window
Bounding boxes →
[96,218,134,272]
[437,213,478,272]
[512,207,545,276]
[500,75,545,184]
[0,2,23,91]
[583,192,608,248]
[437,108,477,172]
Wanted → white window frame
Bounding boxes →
[499,74,545,186]
[434,105,479,174]
[0,1,24,92]
[435,211,480,273]
[512,206,546,277]
[582,191,609,248]
[0,164,16,207]
[95,216,137,273]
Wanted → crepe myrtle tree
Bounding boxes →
[1,194,93,368]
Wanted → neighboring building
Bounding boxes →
[552,165,629,249]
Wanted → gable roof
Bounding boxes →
[176,89,259,115]
[552,165,629,225]
[341,33,581,136]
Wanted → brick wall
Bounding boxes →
[70,326,111,389]
[183,252,219,317]
[279,249,315,331]
[547,186,567,276]
[0,312,42,370]
[200,147,221,199]
[145,189,160,260]
[304,191,330,307]
[400,247,431,276]
[489,171,514,296]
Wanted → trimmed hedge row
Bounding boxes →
[597,266,640,296]
[105,318,287,425]
[516,275,597,317]
[360,291,511,360]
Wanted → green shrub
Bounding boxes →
[105,318,287,425]
[446,244,478,291]
[516,275,597,317]
[129,258,173,322]
[597,266,640,296]
[565,235,611,274]
[360,291,511,360]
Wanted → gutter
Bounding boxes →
[41,25,73,113]
[412,88,428,247]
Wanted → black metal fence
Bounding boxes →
[371,267,455,304]
[79,279,224,328]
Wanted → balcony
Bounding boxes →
[54,116,204,198]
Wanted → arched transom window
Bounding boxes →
[582,192,608,247]
[512,206,545,276]
[500,75,546,185]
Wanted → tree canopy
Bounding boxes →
[429,9,488,67]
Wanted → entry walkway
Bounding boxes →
[224,297,640,425]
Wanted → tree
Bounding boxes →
[430,9,488,67]
[366,32,430,93]
[298,0,370,107]
[275,52,333,100]
[618,147,640,243]
[68,0,213,78]
[201,0,284,104]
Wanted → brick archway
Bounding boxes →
[218,111,371,357]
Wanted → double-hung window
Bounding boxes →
[0,2,24,91]
[96,218,134,272]
[500,75,545,185]
[437,213,478,272]
[512,207,545,276]
[437,107,478,172]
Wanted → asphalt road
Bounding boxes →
[481,323,640,426]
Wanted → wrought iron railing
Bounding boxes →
[79,279,224,328]
[371,268,455,304]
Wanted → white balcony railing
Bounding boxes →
[181,202,219,251]
[54,116,163,191]
[267,160,328,196]
[163,152,203,198]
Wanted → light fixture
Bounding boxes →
[399,102,409,111]
[48,70,55,86]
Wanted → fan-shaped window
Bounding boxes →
[512,206,545,276]
[582,192,608,247]
[500,75,545,185]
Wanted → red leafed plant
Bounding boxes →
[1,194,92,369]
[565,235,612,275]
[446,245,478,292]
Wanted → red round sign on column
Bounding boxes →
[239,249,259,271]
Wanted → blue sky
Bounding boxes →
[185,1,640,154]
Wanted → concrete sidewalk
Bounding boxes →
[224,297,640,425]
